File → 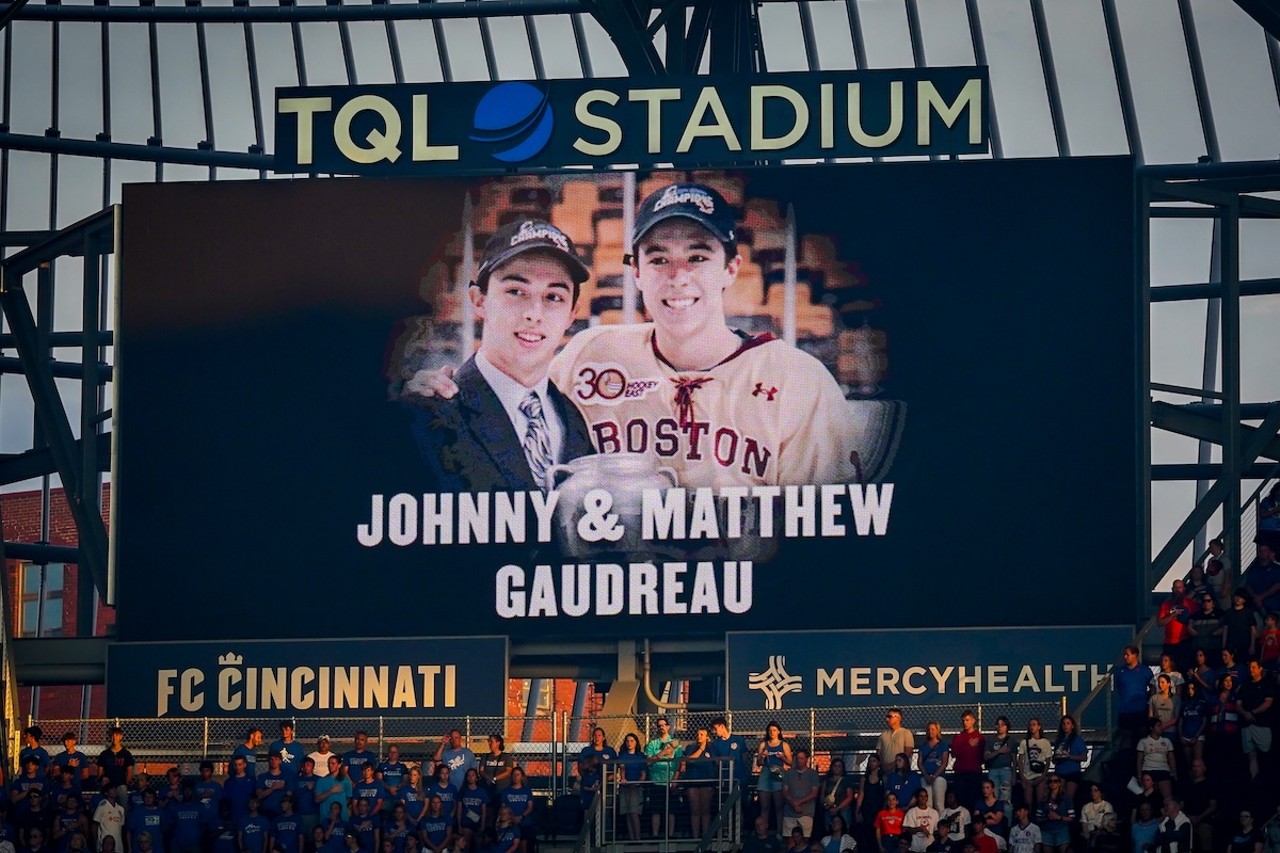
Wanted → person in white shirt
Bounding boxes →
[1156,799,1192,853]
[1079,784,1116,846]
[308,735,335,778]
[903,789,940,853]
[91,784,125,853]
[1007,806,1041,853]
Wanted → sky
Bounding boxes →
[0,0,1278,593]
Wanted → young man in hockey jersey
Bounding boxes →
[406,182,860,489]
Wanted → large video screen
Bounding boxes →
[116,157,1139,641]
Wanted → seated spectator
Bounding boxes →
[1227,808,1263,853]
[926,823,962,853]
[1130,802,1160,853]
[902,789,939,853]
[1155,798,1192,853]
[1078,784,1115,847]
[874,792,905,853]
[884,755,922,812]
[783,826,808,853]
[1129,772,1162,826]
[817,814,855,853]
[1005,807,1039,853]
[1033,776,1073,853]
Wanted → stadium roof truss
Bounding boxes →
[0,0,1279,677]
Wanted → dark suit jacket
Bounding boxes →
[404,355,594,492]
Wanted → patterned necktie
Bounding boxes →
[519,391,554,490]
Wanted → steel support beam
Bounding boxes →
[10,637,109,686]
[15,0,585,23]
[1234,0,1280,41]
[1149,402,1280,586]
[1150,277,1280,301]
[2,543,80,564]
[0,131,271,171]
[1150,401,1280,461]
[0,433,112,486]
[1153,463,1280,481]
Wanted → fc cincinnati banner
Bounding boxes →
[726,626,1133,712]
[107,638,508,718]
[273,69,988,175]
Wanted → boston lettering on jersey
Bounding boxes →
[591,417,773,477]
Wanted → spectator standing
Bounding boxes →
[221,758,256,823]
[20,730,49,780]
[312,758,350,822]
[1260,612,1279,669]
[1116,647,1152,746]
[876,710,914,770]
[93,730,133,805]
[341,734,376,782]
[983,717,1014,816]
[294,759,319,839]
[375,747,407,803]
[883,755,922,818]
[1152,655,1186,693]
[855,755,886,853]
[709,718,749,791]
[1221,592,1258,661]
[643,719,678,840]
[1033,776,1073,853]
[754,723,792,835]
[432,732,475,789]
[680,730,713,839]
[1186,595,1225,663]
[257,753,291,818]
[971,779,1008,842]
[269,724,306,782]
[1006,806,1040,853]
[781,749,818,839]
[232,730,264,779]
[873,792,904,853]
[1179,757,1217,853]
[1243,544,1280,614]
[479,736,514,794]
[52,735,90,792]
[1049,716,1087,803]
[1015,718,1051,811]
[90,788,122,853]
[1155,798,1192,853]
[1236,658,1277,780]
[1150,675,1182,736]
[1160,580,1199,672]
[1177,681,1210,766]
[818,759,855,837]
[306,738,334,780]
[1206,539,1232,605]
[615,734,646,841]
[917,724,949,820]
[1256,484,1280,552]
[1226,809,1263,853]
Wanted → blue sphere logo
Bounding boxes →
[470,82,554,163]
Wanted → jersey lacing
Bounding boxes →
[671,376,713,427]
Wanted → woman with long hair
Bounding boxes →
[855,754,885,853]
[1148,674,1180,736]
[616,733,647,841]
[1177,680,1209,766]
[427,766,458,828]
[1015,717,1051,812]
[1049,716,1087,803]
[883,754,921,814]
[400,767,426,829]
[498,768,534,853]
[457,769,489,836]
[818,759,855,837]
[917,722,949,822]
[1190,648,1216,692]
[681,729,714,839]
[818,814,855,853]
[492,805,520,853]
[755,722,793,835]
[1228,809,1264,853]
[1136,718,1176,802]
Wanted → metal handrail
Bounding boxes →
[0,552,25,777]
[1071,468,1280,725]
[697,783,742,853]
[573,791,601,853]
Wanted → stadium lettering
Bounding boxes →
[573,80,984,156]
[813,664,1107,697]
[356,491,559,546]
[154,663,457,717]
[494,561,752,618]
[279,94,459,166]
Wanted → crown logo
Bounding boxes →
[218,653,244,666]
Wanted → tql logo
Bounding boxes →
[471,82,554,163]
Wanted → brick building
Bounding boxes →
[2,484,114,719]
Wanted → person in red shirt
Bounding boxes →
[1159,579,1200,671]
[965,822,998,853]
[875,792,906,853]
[948,712,985,813]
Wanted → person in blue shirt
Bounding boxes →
[351,767,385,819]
[20,728,50,779]
[126,774,153,816]
[490,806,520,853]
[258,754,293,819]
[397,770,425,829]
[1114,646,1151,747]
[423,770,455,829]
[268,724,306,783]
[168,788,204,853]
[319,804,347,853]
[431,733,475,791]
[51,794,86,853]
[238,797,270,853]
[293,760,320,838]
[1048,716,1088,804]
[127,790,168,853]
[345,800,378,853]
[884,754,922,810]
[576,729,615,776]
[374,750,407,804]
[50,769,81,813]
[52,735,90,793]
[222,757,257,823]
[342,735,376,783]
[208,803,238,853]
[417,797,451,853]
[498,769,534,851]
[709,717,749,788]
[313,761,351,823]
[269,796,304,853]
[456,770,488,836]
[380,804,412,853]
[233,730,265,780]
[11,756,47,811]
[615,734,647,841]
[193,763,223,829]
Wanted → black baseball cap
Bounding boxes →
[474,219,590,291]
[632,183,737,250]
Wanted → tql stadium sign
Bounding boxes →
[274,68,989,175]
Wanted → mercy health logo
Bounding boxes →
[470,82,554,164]
[748,655,804,710]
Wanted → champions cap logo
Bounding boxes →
[510,220,571,253]
[748,655,803,710]
[470,82,554,164]
[652,185,716,215]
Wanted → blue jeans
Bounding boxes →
[987,768,1013,819]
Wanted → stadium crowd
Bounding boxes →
[0,538,1278,853]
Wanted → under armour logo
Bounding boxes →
[752,383,777,401]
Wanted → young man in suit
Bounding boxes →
[405,218,594,492]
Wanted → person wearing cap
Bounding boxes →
[400,218,595,492]
[406,185,861,489]
[307,738,333,779]
[269,724,305,783]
